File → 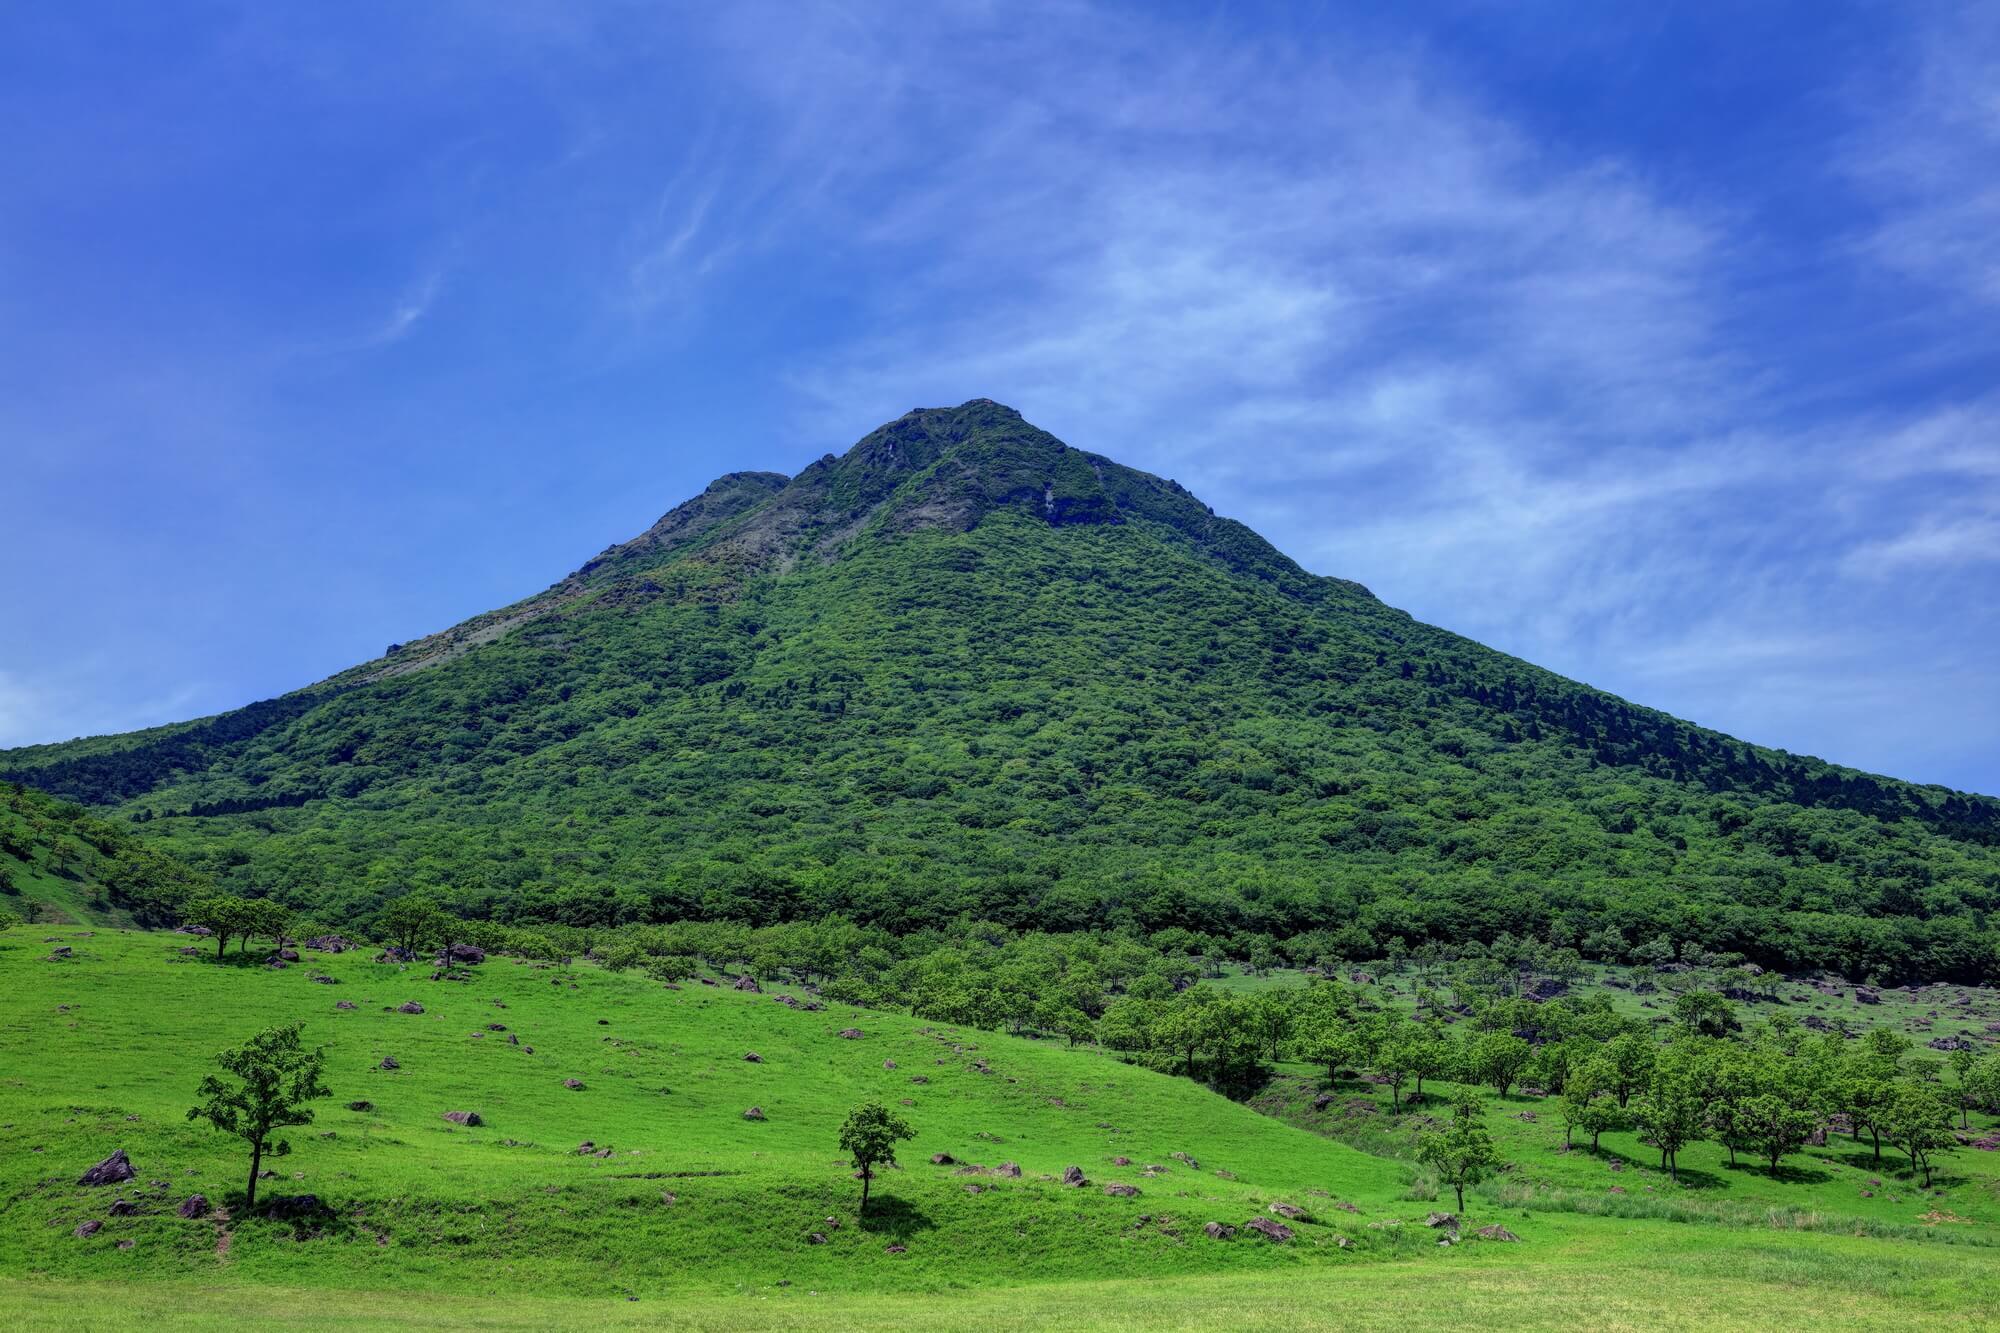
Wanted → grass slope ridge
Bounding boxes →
[1,929,1409,1296]
[0,784,205,926]
[3,402,1999,978]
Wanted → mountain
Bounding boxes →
[5,400,1998,979]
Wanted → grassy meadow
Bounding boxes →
[5,928,2000,1329]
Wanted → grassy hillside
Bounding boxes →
[4,403,1998,983]
[0,784,205,927]
[5,929,2000,1329]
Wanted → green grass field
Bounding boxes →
[6,930,2000,1329]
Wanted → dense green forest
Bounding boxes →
[5,401,1998,981]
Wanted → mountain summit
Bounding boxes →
[5,403,1997,979]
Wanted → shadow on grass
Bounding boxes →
[856,1196,936,1242]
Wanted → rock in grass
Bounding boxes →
[442,1110,482,1127]
[930,1152,957,1165]
[1061,1165,1087,1187]
[1104,1183,1141,1197]
[1203,1222,1236,1239]
[379,1057,400,1070]
[883,1059,896,1070]
[335,1000,357,1010]
[177,1195,210,1219]
[1425,1211,1459,1230]
[1269,1202,1307,1219]
[995,1162,1021,1177]
[1474,1224,1520,1242]
[837,1028,863,1039]
[346,1100,374,1112]
[744,1052,763,1063]
[107,1198,138,1216]
[397,1002,425,1015]
[73,1220,102,1238]
[563,1079,586,1091]
[743,1106,766,1121]
[1244,1217,1293,1242]
[733,976,761,992]
[78,1150,136,1187]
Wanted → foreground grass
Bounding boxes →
[5,1222,1999,1330]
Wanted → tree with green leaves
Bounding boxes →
[1602,1031,1656,1109]
[837,1101,914,1213]
[1404,1027,1456,1103]
[1947,1046,1978,1129]
[1670,989,1738,1038]
[378,893,449,960]
[186,1023,330,1208]
[1632,1045,1708,1180]
[1559,1059,1625,1151]
[182,893,254,960]
[1417,1094,1499,1213]
[1737,1091,1817,1175]
[1469,1031,1532,1098]
[1879,1082,1956,1188]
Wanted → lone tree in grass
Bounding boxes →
[838,1101,914,1214]
[187,1023,330,1209]
[1417,1094,1498,1213]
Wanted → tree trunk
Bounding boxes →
[215,934,227,960]
[859,1165,871,1214]
[1454,1180,1464,1212]
[1870,1129,1881,1162]
[1591,1129,1602,1151]
[1725,1141,1735,1166]
[1564,1125,1573,1149]
[246,1139,263,1209]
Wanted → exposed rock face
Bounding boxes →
[1244,1217,1293,1242]
[78,1150,136,1187]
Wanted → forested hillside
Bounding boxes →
[5,401,1998,980]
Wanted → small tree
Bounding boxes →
[186,1023,330,1208]
[378,893,448,959]
[1470,1031,1532,1098]
[183,893,253,960]
[1948,1047,1978,1129]
[1417,1094,1499,1213]
[838,1101,915,1213]
[1560,1061,1625,1151]
[1738,1092,1817,1175]
[1880,1082,1956,1188]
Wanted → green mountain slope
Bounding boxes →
[0,783,206,926]
[5,401,1998,979]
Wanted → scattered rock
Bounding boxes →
[1203,1222,1236,1239]
[744,1052,763,1063]
[442,1111,482,1127]
[1244,1217,1293,1242]
[73,1220,102,1239]
[1061,1165,1087,1187]
[563,1079,586,1091]
[258,1194,328,1222]
[885,1244,907,1254]
[743,1106,766,1122]
[883,1059,896,1070]
[442,943,486,965]
[379,1056,400,1070]
[1111,1156,1132,1166]
[995,1162,1022,1177]
[733,976,761,993]
[1104,1183,1142,1197]
[107,1198,138,1217]
[1474,1224,1520,1242]
[1269,1203,1307,1219]
[346,1100,374,1112]
[334,1001,357,1011]
[78,1150,136,1187]
[837,1028,863,1039]
[1425,1212,1459,1231]
[177,1194,210,1219]
[397,1002,425,1015]
[808,1231,829,1244]
[930,1153,957,1165]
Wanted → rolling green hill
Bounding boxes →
[6,928,1999,1330]
[0,783,206,927]
[5,401,1998,981]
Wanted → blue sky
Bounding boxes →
[2,2,1997,796]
